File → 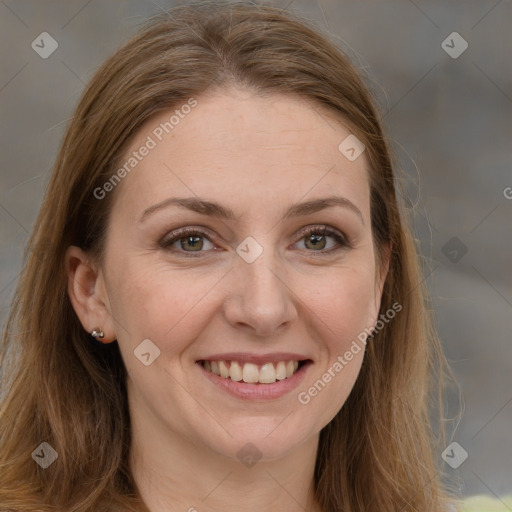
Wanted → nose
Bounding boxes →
[222,247,298,337]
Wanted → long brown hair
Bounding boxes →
[0,2,457,510]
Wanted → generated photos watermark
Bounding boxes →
[297,301,402,405]
[93,97,198,200]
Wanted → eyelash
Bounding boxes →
[160,225,350,258]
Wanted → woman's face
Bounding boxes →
[91,88,386,461]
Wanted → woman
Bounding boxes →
[0,1,478,510]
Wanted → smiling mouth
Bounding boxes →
[198,359,309,384]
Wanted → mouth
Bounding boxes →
[195,357,313,401]
[199,359,309,384]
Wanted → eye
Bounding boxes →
[160,225,350,258]
[160,227,216,257]
[292,225,349,254]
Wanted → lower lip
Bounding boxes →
[196,361,312,401]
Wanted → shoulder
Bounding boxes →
[457,495,512,511]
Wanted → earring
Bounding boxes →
[89,328,116,345]
[91,328,104,340]
[90,328,113,345]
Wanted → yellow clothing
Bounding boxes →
[461,495,512,511]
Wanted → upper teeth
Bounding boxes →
[203,360,300,384]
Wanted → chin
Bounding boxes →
[193,414,317,464]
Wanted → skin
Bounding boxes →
[66,87,389,512]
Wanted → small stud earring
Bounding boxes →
[89,328,116,345]
[91,328,104,340]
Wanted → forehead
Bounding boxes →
[110,88,370,220]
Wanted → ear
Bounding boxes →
[65,246,116,342]
[368,240,393,330]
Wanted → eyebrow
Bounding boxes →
[139,195,364,225]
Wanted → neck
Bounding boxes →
[129,403,322,512]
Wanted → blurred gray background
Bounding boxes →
[1,0,511,502]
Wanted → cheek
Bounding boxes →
[301,263,377,345]
[107,257,222,354]
[294,264,375,415]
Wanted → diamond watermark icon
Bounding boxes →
[32,442,58,469]
[441,441,468,469]
[442,236,468,264]
[134,338,161,366]
[237,442,262,468]
[236,236,263,264]
[31,32,59,59]
[441,32,468,59]
[338,134,365,161]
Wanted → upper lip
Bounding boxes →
[197,352,312,365]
